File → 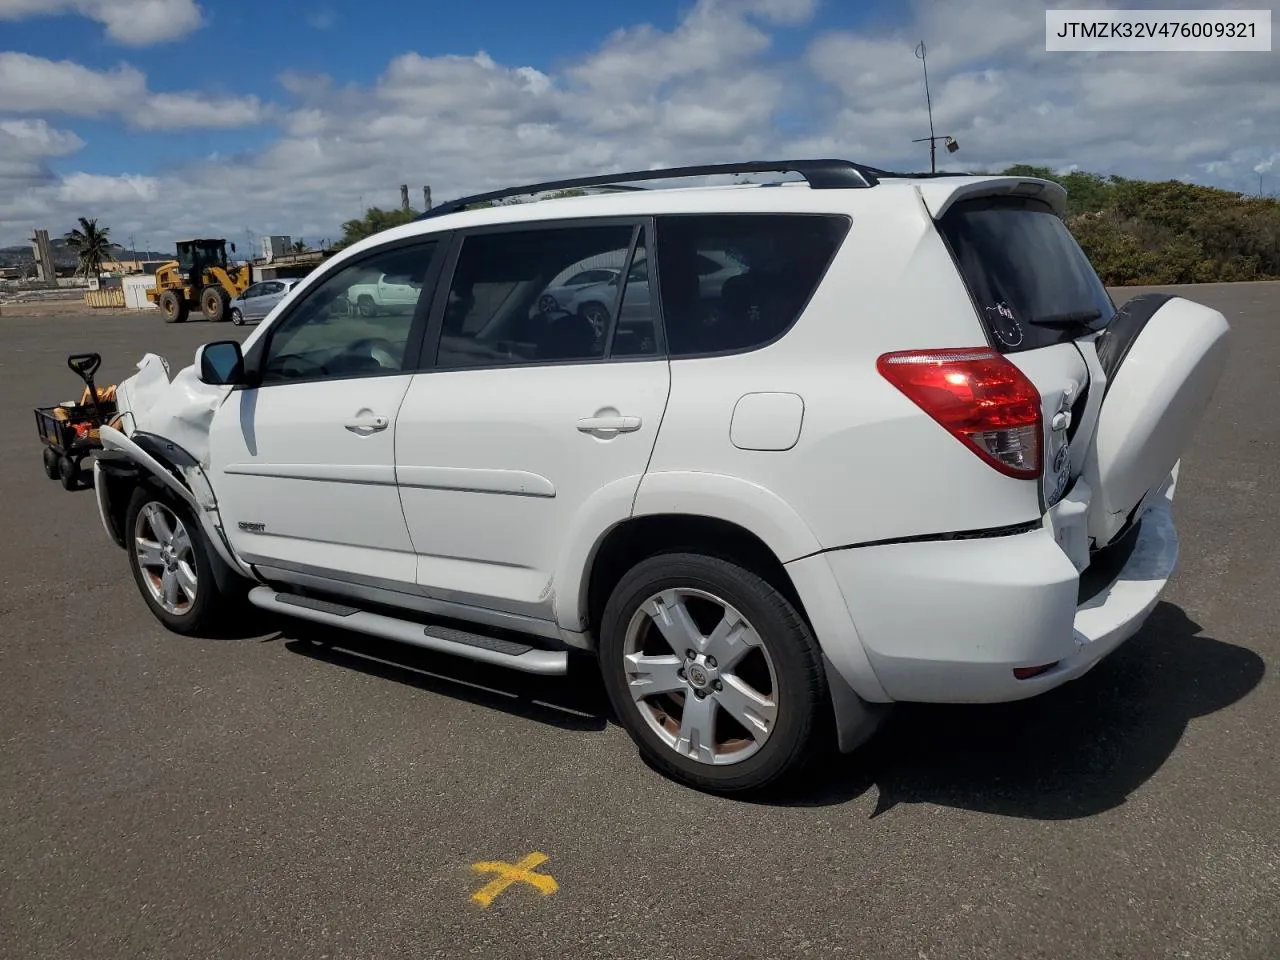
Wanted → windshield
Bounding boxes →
[938,196,1115,352]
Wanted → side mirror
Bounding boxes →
[196,341,244,385]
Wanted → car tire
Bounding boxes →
[124,484,229,635]
[230,308,245,326]
[357,295,377,318]
[599,552,828,795]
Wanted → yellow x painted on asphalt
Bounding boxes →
[470,852,559,908]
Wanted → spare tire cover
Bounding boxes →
[1082,295,1229,546]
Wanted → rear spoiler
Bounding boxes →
[916,177,1068,220]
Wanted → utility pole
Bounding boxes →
[911,41,959,173]
[400,184,410,211]
[423,185,432,211]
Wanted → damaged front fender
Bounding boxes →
[98,426,254,582]
[114,352,228,464]
[96,351,254,582]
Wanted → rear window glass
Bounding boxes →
[937,196,1115,352]
[655,214,849,356]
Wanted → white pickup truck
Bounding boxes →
[345,272,421,316]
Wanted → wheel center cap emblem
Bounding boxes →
[687,664,710,689]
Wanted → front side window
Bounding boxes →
[259,241,436,384]
[436,224,645,368]
[656,214,849,357]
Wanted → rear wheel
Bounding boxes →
[159,289,188,324]
[42,447,60,479]
[599,552,827,794]
[229,308,245,325]
[125,485,227,634]
[356,294,378,317]
[201,286,230,322]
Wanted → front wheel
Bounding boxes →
[201,286,230,322]
[578,301,611,338]
[159,289,188,323]
[599,553,828,794]
[125,485,227,635]
[58,455,80,490]
[230,308,245,326]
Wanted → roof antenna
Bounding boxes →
[912,41,959,173]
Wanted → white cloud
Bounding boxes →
[0,118,85,157]
[141,92,265,129]
[306,8,335,30]
[0,0,203,45]
[57,172,160,204]
[0,53,264,129]
[1,0,1276,245]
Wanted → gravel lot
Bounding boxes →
[2,283,1276,959]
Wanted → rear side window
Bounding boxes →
[656,214,849,357]
[938,196,1115,352]
[436,224,645,368]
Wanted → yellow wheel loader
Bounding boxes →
[146,239,252,323]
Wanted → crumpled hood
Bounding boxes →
[114,352,231,467]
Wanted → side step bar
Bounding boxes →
[248,586,569,676]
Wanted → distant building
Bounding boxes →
[261,235,292,261]
[101,259,170,275]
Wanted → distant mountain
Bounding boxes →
[0,240,168,269]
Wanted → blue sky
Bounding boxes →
[0,0,1275,247]
[4,0,904,181]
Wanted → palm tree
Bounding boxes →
[292,239,308,253]
[63,217,112,278]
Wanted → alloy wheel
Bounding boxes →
[133,502,198,615]
[622,588,778,765]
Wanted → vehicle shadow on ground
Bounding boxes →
[277,620,610,733]
[263,601,1261,821]
[773,602,1264,819]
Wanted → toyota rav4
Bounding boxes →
[91,160,1229,794]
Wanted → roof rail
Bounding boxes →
[418,159,881,220]
[859,166,975,180]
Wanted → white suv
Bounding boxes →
[93,160,1229,794]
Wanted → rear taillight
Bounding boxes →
[877,348,1042,479]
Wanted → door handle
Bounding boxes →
[345,414,389,436]
[577,415,642,436]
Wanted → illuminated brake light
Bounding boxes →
[877,348,1043,479]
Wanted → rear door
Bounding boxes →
[932,188,1227,561]
[393,220,670,621]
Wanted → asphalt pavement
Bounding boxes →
[1,285,1277,960]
